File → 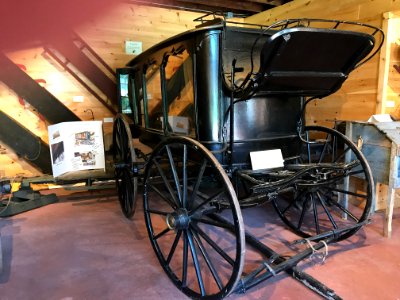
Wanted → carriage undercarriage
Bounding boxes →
[113,120,372,299]
[112,16,383,299]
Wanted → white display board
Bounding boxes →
[250,149,284,170]
[48,121,105,178]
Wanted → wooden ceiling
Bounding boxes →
[126,0,293,16]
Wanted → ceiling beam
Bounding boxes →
[249,0,286,5]
[125,0,274,14]
[126,0,218,13]
[176,0,269,13]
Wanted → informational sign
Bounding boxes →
[125,40,142,55]
[48,121,105,177]
[250,149,284,170]
[367,114,393,123]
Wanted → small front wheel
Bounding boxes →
[272,126,373,241]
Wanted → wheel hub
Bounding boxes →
[166,208,190,230]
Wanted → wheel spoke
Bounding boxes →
[148,182,179,210]
[182,231,189,287]
[183,145,188,208]
[282,199,296,215]
[189,159,207,209]
[124,176,132,212]
[124,191,130,213]
[327,199,359,222]
[306,131,311,163]
[316,191,338,229]
[191,228,223,291]
[154,160,180,208]
[195,217,232,229]
[318,134,330,163]
[347,169,365,177]
[297,194,309,230]
[166,146,183,205]
[146,208,171,216]
[187,230,206,296]
[167,230,182,264]
[193,223,235,267]
[330,187,368,199]
[190,189,225,215]
[334,145,351,162]
[332,134,337,162]
[153,227,171,240]
[311,193,320,234]
[282,189,307,214]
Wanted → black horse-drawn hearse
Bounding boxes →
[113,14,383,299]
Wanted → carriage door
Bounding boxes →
[116,67,138,125]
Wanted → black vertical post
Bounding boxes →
[229,60,236,167]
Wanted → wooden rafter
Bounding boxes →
[176,0,269,13]
[125,0,292,15]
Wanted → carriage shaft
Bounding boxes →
[211,213,341,298]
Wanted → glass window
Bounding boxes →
[119,73,132,114]
[135,72,145,126]
[145,63,163,130]
[164,49,195,136]
[128,75,139,124]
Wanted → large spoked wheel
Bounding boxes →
[143,136,245,299]
[272,126,373,242]
[113,114,137,219]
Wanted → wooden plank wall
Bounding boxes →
[76,4,204,73]
[0,4,204,178]
[246,0,400,127]
[1,0,399,178]
[247,0,400,212]
[380,14,400,118]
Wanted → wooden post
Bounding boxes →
[384,143,398,237]
[376,13,391,115]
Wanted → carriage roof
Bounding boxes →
[117,17,383,158]
[125,20,223,68]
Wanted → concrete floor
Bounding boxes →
[0,187,399,300]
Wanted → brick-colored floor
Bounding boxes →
[1,188,399,299]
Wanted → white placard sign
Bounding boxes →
[125,40,142,55]
[48,121,105,178]
[367,114,393,123]
[250,149,284,170]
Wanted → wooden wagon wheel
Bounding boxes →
[272,126,373,241]
[143,136,245,299]
[113,114,137,219]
